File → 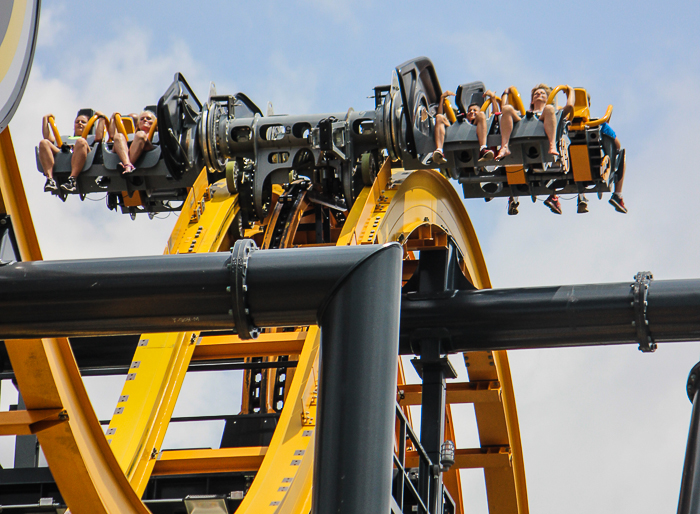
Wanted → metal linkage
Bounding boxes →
[632,271,656,352]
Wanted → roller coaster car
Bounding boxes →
[36,76,206,217]
[454,87,625,201]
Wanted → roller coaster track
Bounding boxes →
[0,126,527,513]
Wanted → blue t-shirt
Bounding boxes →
[600,122,616,139]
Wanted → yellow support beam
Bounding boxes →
[398,381,502,406]
[0,408,65,436]
[6,338,149,514]
[153,447,268,475]
[0,128,41,261]
[194,331,307,360]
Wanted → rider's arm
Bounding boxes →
[501,86,514,107]
[41,114,56,143]
[565,86,576,109]
[437,90,455,115]
[93,111,107,142]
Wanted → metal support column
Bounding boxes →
[678,361,700,514]
[313,243,403,514]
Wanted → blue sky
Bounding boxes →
[6,1,700,513]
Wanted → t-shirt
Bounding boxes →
[600,122,616,139]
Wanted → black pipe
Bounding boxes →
[313,242,402,514]
[678,362,700,514]
[399,279,700,354]
[0,245,383,338]
[3,257,700,352]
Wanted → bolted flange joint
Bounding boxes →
[229,239,259,340]
[632,271,656,353]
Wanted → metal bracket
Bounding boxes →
[632,271,656,353]
[230,239,259,340]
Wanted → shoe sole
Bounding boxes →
[577,203,589,214]
[609,199,627,213]
[545,201,562,215]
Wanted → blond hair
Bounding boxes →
[530,83,552,109]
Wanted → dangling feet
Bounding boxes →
[544,194,562,215]
[507,196,519,215]
[44,177,58,192]
[478,146,495,163]
[60,176,78,193]
[495,145,511,161]
[609,193,627,213]
[432,149,446,165]
[118,162,136,174]
[577,194,588,214]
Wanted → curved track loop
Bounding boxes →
[1,130,149,513]
[2,116,527,513]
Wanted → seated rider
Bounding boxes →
[110,110,156,174]
[432,90,496,165]
[497,84,575,215]
[602,121,626,213]
[38,111,107,193]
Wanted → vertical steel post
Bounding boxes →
[678,361,700,514]
[312,244,403,514]
[417,342,447,514]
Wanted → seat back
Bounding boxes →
[569,88,591,130]
[455,81,485,114]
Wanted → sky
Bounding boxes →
[4,1,700,512]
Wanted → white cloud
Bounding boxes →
[7,29,212,259]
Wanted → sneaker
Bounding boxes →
[484,197,493,203]
[478,147,495,163]
[60,176,77,193]
[609,193,627,214]
[507,197,519,215]
[544,194,562,215]
[577,194,589,214]
[44,178,58,192]
[432,149,446,166]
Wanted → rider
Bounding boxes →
[497,84,575,215]
[38,111,106,193]
[432,90,496,165]
[110,110,156,174]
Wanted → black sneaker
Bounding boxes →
[60,176,77,193]
[609,193,627,214]
[44,178,58,192]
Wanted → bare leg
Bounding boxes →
[434,114,449,152]
[113,133,132,167]
[475,111,487,147]
[541,105,558,156]
[70,138,89,178]
[495,106,521,160]
[38,139,58,178]
[129,131,153,164]
[613,137,624,193]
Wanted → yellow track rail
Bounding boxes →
[1,121,528,513]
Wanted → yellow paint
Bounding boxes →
[570,144,593,182]
[0,1,25,83]
[0,128,42,260]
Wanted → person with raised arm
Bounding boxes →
[110,110,156,174]
[38,110,107,193]
[432,90,496,165]
[496,84,575,214]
